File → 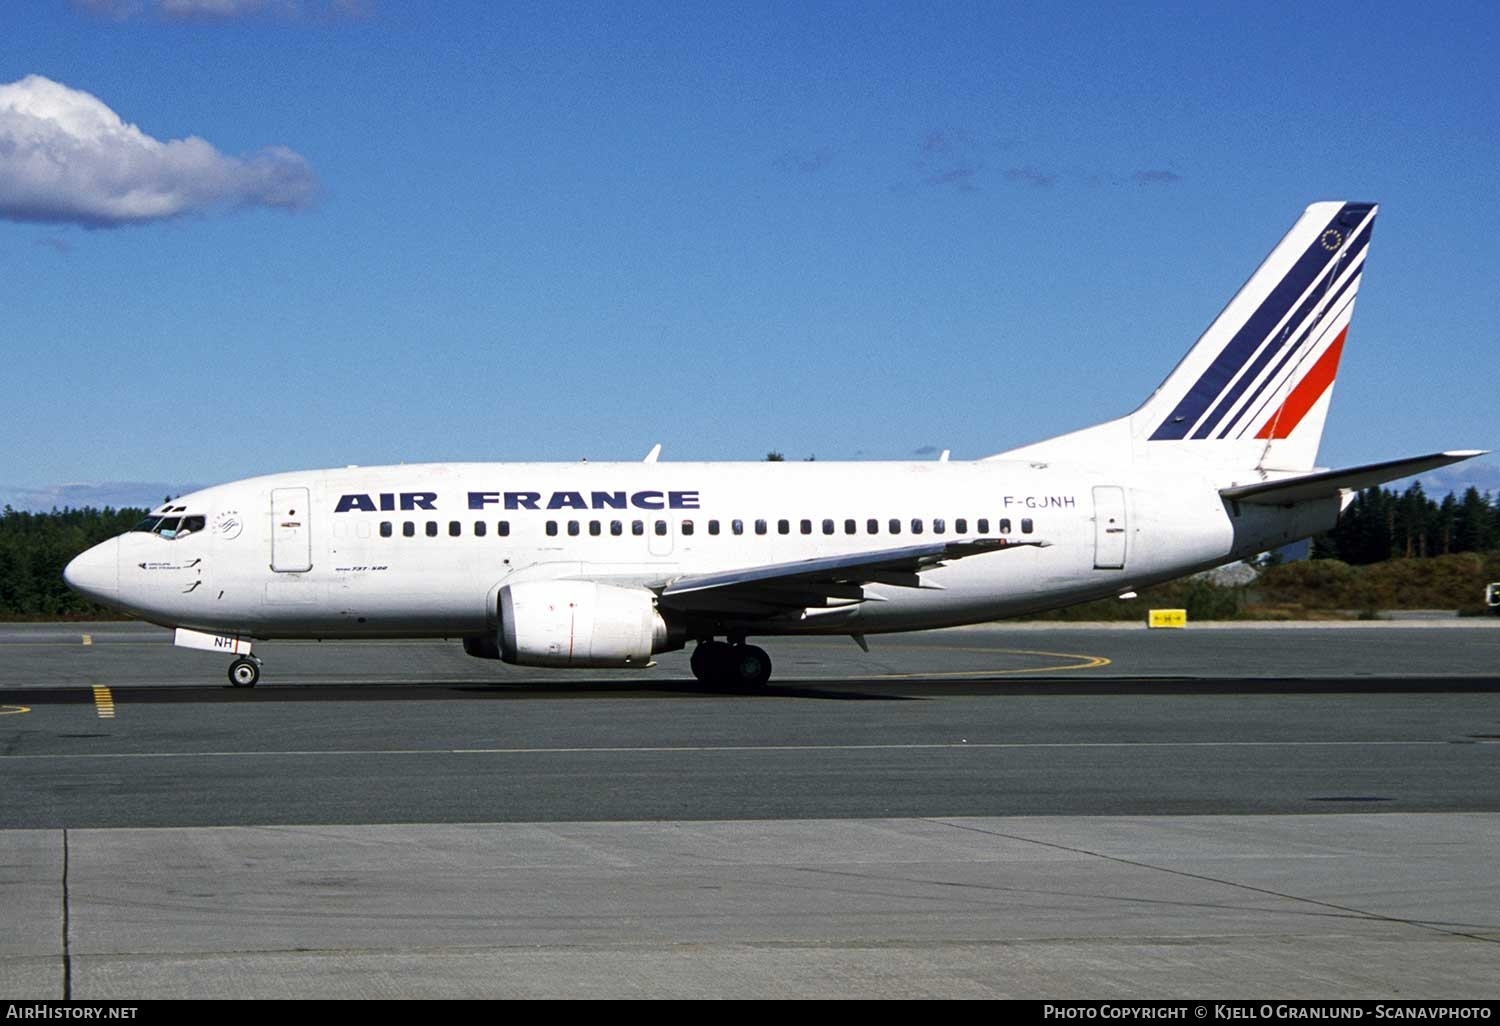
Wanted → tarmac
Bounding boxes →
[2,620,1497,998]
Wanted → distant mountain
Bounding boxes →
[0,482,204,513]
[1393,460,1500,496]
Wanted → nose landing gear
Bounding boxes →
[228,656,262,688]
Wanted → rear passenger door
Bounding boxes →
[1092,485,1127,570]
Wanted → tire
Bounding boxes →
[726,644,772,689]
[690,641,730,683]
[228,658,260,688]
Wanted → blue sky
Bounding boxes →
[1,0,1496,509]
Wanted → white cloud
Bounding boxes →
[0,74,317,228]
[162,0,265,14]
[74,0,371,20]
[70,0,147,18]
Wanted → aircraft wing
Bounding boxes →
[658,538,1044,615]
[1220,450,1486,506]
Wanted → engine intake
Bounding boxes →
[497,580,680,668]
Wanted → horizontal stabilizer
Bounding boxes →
[1220,450,1487,506]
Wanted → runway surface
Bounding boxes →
[3,621,1498,997]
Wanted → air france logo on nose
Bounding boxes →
[334,490,701,513]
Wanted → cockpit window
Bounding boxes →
[138,514,206,540]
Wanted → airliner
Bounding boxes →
[64,202,1482,688]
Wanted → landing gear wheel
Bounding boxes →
[690,641,731,684]
[724,644,772,689]
[228,657,260,688]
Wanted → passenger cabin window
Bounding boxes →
[589,521,601,537]
[380,521,393,538]
[732,519,744,535]
[682,520,694,536]
[844,519,856,535]
[999,518,1012,533]
[777,519,790,535]
[403,522,415,537]
[611,520,623,536]
[426,521,438,537]
[755,519,767,535]
[911,518,924,535]
[888,518,901,535]
[800,519,812,535]
[867,519,879,534]
[823,519,836,535]
[567,521,580,536]
[546,521,558,537]
[708,520,720,536]
[1022,518,1034,534]
[977,518,989,533]
[498,521,511,537]
[933,518,946,535]
[449,521,461,537]
[654,520,667,536]
[632,520,645,536]
[474,521,486,537]
[955,518,967,534]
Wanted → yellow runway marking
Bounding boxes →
[91,686,115,719]
[819,646,1111,680]
[0,705,30,716]
[890,647,1109,678]
[82,633,92,646]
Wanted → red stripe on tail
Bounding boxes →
[1254,326,1348,440]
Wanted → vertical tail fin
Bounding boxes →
[988,201,1377,481]
[1136,201,1376,473]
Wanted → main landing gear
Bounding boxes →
[228,656,262,688]
[690,640,773,689]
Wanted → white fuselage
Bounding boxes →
[68,459,1338,642]
[57,202,1475,688]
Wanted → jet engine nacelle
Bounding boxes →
[498,580,680,668]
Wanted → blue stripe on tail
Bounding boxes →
[1195,221,1371,440]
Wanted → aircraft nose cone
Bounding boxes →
[63,538,119,606]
